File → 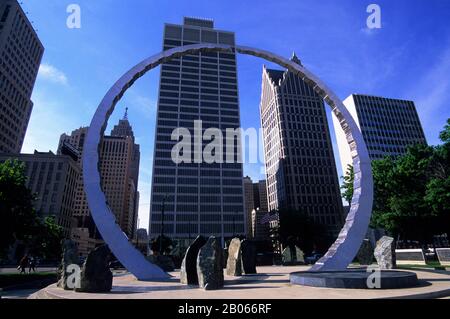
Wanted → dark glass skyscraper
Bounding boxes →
[260,54,344,237]
[149,18,245,242]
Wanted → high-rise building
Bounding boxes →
[243,176,270,238]
[333,94,427,175]
[251,209,270,241]
[59,111,140,256]
[149,17,245,242]
[253,179,269,212]
[259,54,344,236]
[243,176,255,238]
[0,151,79,237]
[0,0,44,153]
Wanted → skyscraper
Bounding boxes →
[243,176,255,238]
[149,17,245,242]
[243,176,271,238]
[260,54,344,236]
[253,179,269,212]
[334,94,427,175]
[0,0,44,154]
[59,111,140,256]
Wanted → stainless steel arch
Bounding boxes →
[83,43,373,280]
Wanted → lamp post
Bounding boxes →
[159,194,167,255]
[233,211,237,238]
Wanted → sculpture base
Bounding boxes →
[290,270,419,289]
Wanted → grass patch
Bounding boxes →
[397,261,445,269]
[0,272,57,289]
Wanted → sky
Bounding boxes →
[20,0,450,231]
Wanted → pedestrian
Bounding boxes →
[18,255,29,274]
[28,256,36,273]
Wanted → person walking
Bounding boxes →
[28,256,36,273]
[18,255,29,274]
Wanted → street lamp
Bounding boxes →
[159,194,167,255]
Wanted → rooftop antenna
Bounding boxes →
[124,107,129,120]
[291,51,302,66]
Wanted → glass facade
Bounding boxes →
[149,18,245,241]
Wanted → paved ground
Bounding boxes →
[0,267,57,274]
[1,289,39,299]
[30,266,450,299]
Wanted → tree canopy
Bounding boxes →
[341,119,450,243]
[0,159,64,260]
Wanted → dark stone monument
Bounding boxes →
[75,245,113,293]
[374,236,396,269]
[57,239,80,290]
[357,239,374,265]
[180,236,207,285]
[197,236,224,290]
[241,240,257,274]
[226,238,243,276]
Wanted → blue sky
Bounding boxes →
[20,0,450,230]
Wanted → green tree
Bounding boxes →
[0,160,65,260]
[278,208,329,254]
[371,119,450,242]
[340,119,450,243]
[150,235,176,255]
[30,216,64,260]
[371,144,436,242]
[0,160,38,258]
[341,164,354,204]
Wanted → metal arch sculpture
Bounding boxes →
[82,43,373,280]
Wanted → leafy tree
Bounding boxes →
[0,160,37,258]
[339,119,450,244]
[0,160,65,260]
[370,144,436,242]
[341,164,354,204]
[30,216,64,260]
[150,235,176,255]
[278,208,329,255]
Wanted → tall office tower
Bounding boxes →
[243,176,255,238]
[0,151,79,237]
[149,18,245,242]
[260,54,344,237]
[0,1,44,153]
[251,209,270,240]
[110,108,140,237]
[333,94,427,175]
[59,112,140,256]
[253,179,269,212]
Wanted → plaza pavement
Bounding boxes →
[0,267,57,274]
[30,266,450,299]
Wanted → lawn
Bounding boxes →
[0,272,57,290]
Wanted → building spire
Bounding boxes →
[291,51,302,66]
[124,107,129,120]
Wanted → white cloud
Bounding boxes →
[38,63,69,85]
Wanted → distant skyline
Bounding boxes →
[20,0,450,230]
